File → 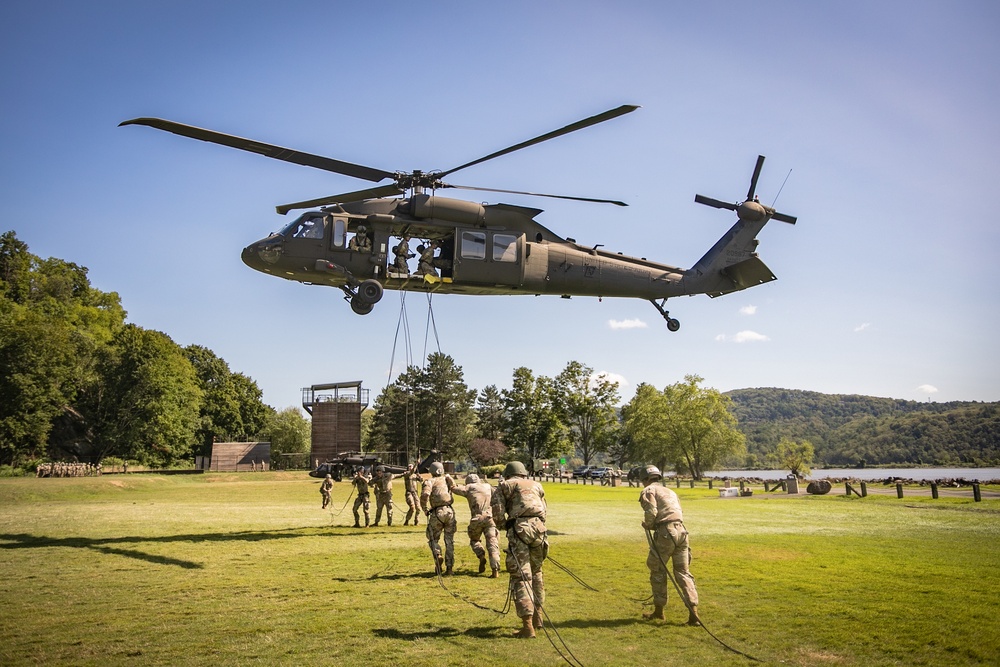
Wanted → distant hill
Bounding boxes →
[724,388,1000,467]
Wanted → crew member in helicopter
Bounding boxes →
[416,240,439,277]
[349,225,372,252]
[392,234,415,274]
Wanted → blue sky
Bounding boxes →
[3,1,998,409]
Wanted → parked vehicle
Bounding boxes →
[572,465,593,478]
[589,467,613,478]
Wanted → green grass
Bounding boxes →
[1,474,997,666]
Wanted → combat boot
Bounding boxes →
[687,605,701,626]
[353,522,360,528]
[478,556,487,573]
[643,605,665,620]
[514,616,536,639]
[533,609,544,630]
[444,564,453,576]
[489,568,500,579]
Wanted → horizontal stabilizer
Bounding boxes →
[707,256,776,297]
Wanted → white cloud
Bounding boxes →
[608,318,648,330]
[854,322,871,333]
[739,305,757,316]
[917,384,939,395]
[592,371,628,390]
[716,330,770,343]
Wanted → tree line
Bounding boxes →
[0,231,310,469]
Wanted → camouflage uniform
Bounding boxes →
[392,236,414,274]
[421,466,456,574]
[640,480,699,616]
[492,465,547,633]
[402,466,422,525]
[351,469,372,527]
[417,242,438,276]
[371,468,395,526]
[450,475,501,576]
[320,475,334,509]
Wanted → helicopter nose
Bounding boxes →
[242,235,283,271]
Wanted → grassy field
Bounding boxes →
[1,473,997,666]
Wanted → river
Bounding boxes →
[703,467,1000,482]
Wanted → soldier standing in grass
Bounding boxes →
[448,473,501,578]
[402,463,422,526]
[320,474,334,509]
[420,462,456,575]
[638,465,700,625]
[371,466,395,527]
[351,467,372,528]
[492,460,547,639]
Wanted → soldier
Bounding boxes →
[638,465,700,625]
[349,225,372,252]
[371,466,395,527]
[392,234,414,274]
[320,474,334,509]
[492,461,547,639]
[416,241,439,276]
[449,473,501,578]
[420,462,456,575]
[351,467,372,528]
[402,463,422,526]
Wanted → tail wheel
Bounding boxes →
[358,279,383,304]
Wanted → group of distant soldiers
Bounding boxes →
[318,460,700,639]
[36,462,101,477]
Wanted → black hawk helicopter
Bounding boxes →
[120,105,796,330]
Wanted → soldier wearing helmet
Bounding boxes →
[420,461,456,575]
[349,225,371,252]
[638,464,700,625]
[371,465,395,527]
[351,467,372,528]
[320,473,334,509]
[449,472,501,578]
[402,463,422,526]
[492,460,548,639]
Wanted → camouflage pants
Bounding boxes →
[646,521,698,609]
[374,493,393,525]
[505,517,547,619]
[426,505,456,570]
[467,516,501,571]
[321,490,331,509]
[352,493,370,526]
[405,490,420,524]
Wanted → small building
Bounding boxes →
[206,441,270,472]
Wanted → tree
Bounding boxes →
[553,361,620,465]
[501,367,568,470]
[80,325,202,465]
[185,345,270,453]
[771,437,814,478]
[468,437,508,468]
[475,385,506,441]
[623,375,745,479]
[266,407,310,466]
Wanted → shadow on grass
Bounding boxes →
[0,525,358,570]
[373,626,507,640]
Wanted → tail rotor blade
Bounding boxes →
[746,155,765,201]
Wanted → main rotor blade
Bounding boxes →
[694,194,738,211]
[275,184,404,215]
[771,211,797,224]
[437,104,640,179]
[747,155,765,201]
[120,117,396,183]
[445,183,627,206]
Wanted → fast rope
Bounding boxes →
[422,291,442,361]
[644,528,762,662]
[328,486,356,521]
[507,539,585,667]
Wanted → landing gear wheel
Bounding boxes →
[350,296,374,315]
[358,279,384,304]
[666,318,680,332]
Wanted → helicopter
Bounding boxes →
[120,105,796,330]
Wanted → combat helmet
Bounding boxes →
[504,461,528,478]
[640,465,662,483]
[464,473,480,485]
[429,461,445,477]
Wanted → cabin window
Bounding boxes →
[285,214,325,240]
[460,231,486,260]
[493,234,518,262]
[332,217,347,248]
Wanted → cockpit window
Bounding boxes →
[493,234,518,262]
[280,213,326,240]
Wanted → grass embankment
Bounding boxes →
[1,474,997,666]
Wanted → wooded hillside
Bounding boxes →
[725,388,1000,467]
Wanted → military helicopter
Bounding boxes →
[120,105,796,330]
